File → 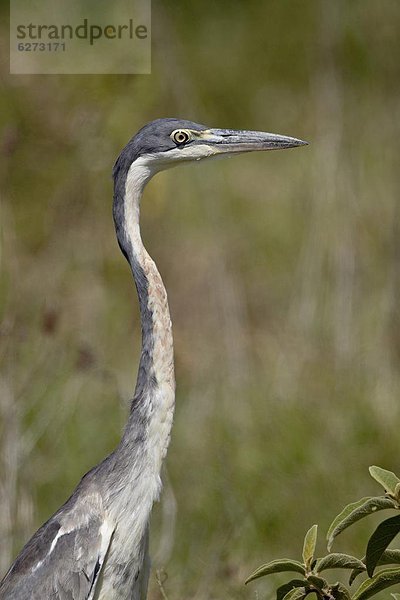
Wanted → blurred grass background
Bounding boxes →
[1,0,400,598]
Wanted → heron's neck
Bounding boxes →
[113,159,175,474]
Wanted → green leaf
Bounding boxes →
[366,515,400,577]
[349,565,366,586]
[349,551,400,586]
[395,484,400,502]
[307,574,328,590]
[277,580,308,600]
[331,582,352,600]
[282,587,308,600]
[327,497,397,551]
[353,567,400,600]
[377,550,400,566]
[245,559,305,583]
[369,466,400,497]
[303,525,318,569]
[315,553,365,573]
[391,594,400,600]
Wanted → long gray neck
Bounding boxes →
[113,158,175,475]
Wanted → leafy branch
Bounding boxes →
[246,524,363,600]
[246,466,400,600]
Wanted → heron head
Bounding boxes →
[114,118,308,181]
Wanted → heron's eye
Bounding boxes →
[171,129,191,145]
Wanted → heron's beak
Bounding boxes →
[201,128,308,154]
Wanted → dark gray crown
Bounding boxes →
[113,118,207,182]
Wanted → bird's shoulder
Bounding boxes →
[0,470,115,600]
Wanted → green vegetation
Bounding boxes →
[1,1,400,598]
[247,467,400,600]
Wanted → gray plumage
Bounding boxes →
[0,118,307,599]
